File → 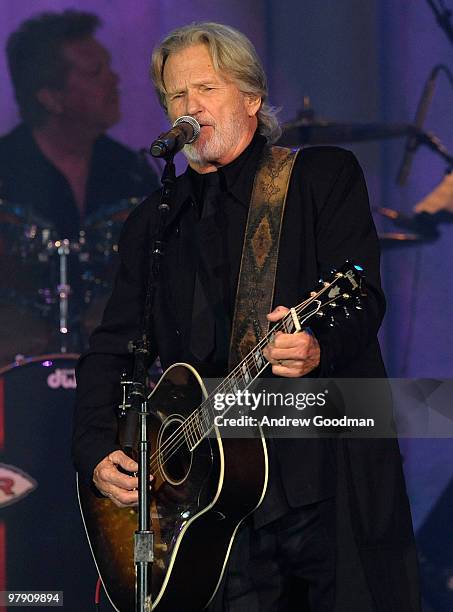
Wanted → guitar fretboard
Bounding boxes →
[182,301,322,451]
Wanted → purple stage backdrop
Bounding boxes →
[1,1,452,610]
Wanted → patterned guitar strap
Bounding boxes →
[228,145,300,370]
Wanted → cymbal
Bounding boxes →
[278,119,415,146]
[378,232,426,246]
[84,198,141,229]
[0,198,25,225]
[374,206,443,241]
[0,198,55,229]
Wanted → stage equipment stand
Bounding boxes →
[118,153,177,612]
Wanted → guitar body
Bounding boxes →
[78,363,268,611]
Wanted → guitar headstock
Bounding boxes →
[292,261,365,328]
[320,260,364,297]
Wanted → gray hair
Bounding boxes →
[150,22,281,143]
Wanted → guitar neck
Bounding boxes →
[184,292,332,450]
[180,262,364,450]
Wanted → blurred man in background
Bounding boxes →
[0,9,158,238]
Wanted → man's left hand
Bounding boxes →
[263,306,320,377]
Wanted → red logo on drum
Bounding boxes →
[46,368,76,389]
[0,463,37,508]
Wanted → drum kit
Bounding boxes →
[277,104,453,247]
[0,196,140,367]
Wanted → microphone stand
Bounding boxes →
[426,0,453,46]
[119,151,177,612]
[396,63,453,184]
[416,129,453,168]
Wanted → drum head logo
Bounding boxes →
[0,463,37,508]
[47,368,76,389]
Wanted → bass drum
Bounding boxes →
[0,354,110,610]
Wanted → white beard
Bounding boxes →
[182,105,251,167]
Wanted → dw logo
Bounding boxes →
[0,463,37,509]
[47,368,76,389]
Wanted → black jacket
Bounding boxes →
[73,142,420,611]
[73,140,386,478]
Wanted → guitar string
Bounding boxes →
[148,299,312,474]
[149,284,349,472]
[150,287,343,473]
[151,294,347,475]
[148,283,348,473]
[151,295,346,473]
[150,315,285,474]
[150,303,294,458]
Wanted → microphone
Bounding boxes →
[396,66,440,185]
[150,115,201,158]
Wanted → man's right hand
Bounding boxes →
[93,450,139,508]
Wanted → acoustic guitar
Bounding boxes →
[77,261,364,611]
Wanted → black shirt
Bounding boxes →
[0,123,159,239]
[185,134,262,372]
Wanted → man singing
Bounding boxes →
[73,22,420,611]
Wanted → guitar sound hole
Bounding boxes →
[158,415,193,486]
